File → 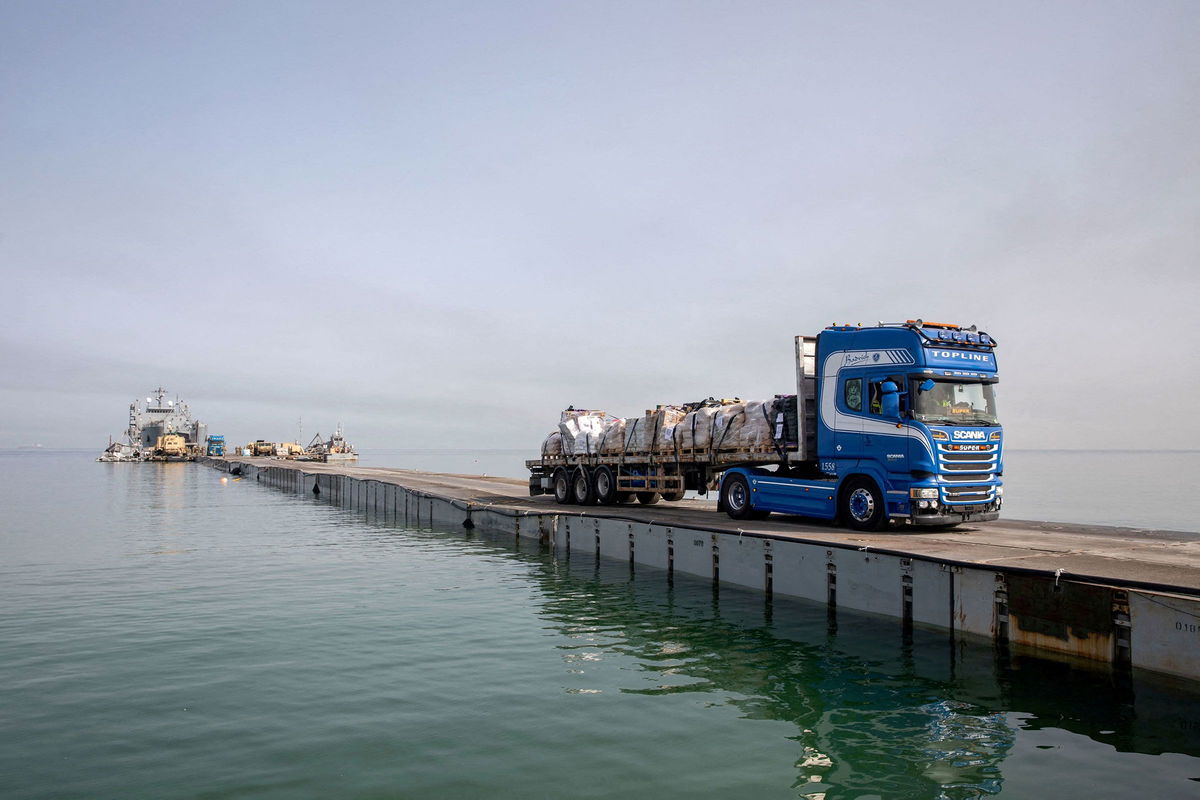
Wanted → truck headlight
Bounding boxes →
[996,487,1003,496]
[910,488,938,499]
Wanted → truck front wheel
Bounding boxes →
[722,474,756,520]
[841,478,884,531]
[553,469,572,505]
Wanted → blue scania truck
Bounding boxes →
[718,320,1002,530]
[527,319,1002,530]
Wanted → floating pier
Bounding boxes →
[203,456,1200,683]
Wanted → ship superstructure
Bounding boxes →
[98,388,207,462]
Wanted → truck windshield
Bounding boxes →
[911,379,999,426]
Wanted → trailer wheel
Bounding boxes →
[722,474,756,520]
[662,491,685,502]
[572,467,597,505]
[553,468,572,505]
[840,478,884,531]
[593,466,618,505]
[636,492,661,505]
[615,492,636,504]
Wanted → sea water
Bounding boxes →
[1,451,1198,799]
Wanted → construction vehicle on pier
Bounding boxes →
[153,432,193,461]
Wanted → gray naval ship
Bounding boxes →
[97,387,208,462]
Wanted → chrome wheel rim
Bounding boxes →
[849,487,875,522]
[727,481,747,511]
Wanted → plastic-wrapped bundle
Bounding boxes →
[621,416,645,454]
[624,406,687,455]
[541,431,563,458]
[549,397,785,458]
[711,403,746,450]
[677,405,720,451]
[655,406,688,454]
[714,400,777,450]
[559,408,609,456]
[594,417,627,455]
[741,400,776,449]
[676,398,741,451]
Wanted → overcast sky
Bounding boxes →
[3,0,1198,451]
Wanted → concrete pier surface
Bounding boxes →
[204,456,1200,683]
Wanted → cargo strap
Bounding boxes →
[712,407,745,455]
[621,418,639,467]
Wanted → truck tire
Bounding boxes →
[722,474,756,520]
[840,478,885,531]
[593,466,619,505]
[553,468,572,505]
[662,491,685,502]
[572,467,596,505]
[615,492,636,504]
[636,492,661,505]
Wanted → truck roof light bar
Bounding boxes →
[908,321,997,348]
[907,319,963,329]
[826,320,997,347]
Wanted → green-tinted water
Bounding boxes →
[2,452,1198,799]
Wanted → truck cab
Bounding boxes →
[721,321,1002,529]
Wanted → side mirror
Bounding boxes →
[919,379,935,393]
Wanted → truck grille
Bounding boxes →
[942,461,995,471]
[937,443,998,482]
[941,451,996,461]
[942,484,994,503]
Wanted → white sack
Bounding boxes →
[559,409,609,456]
[678,406,720,450]
[624,406,687,455]
[656,406,688,454]
[595,417,627,455]
[713,400,776,450]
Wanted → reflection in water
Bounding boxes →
[525,554,1011,798]
[503,541,1198,799]
[333,475,1199,799]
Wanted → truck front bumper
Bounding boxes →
[910,509,1001,525]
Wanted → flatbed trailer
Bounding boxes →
[528,455,761,501]
[527,418,807,504]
